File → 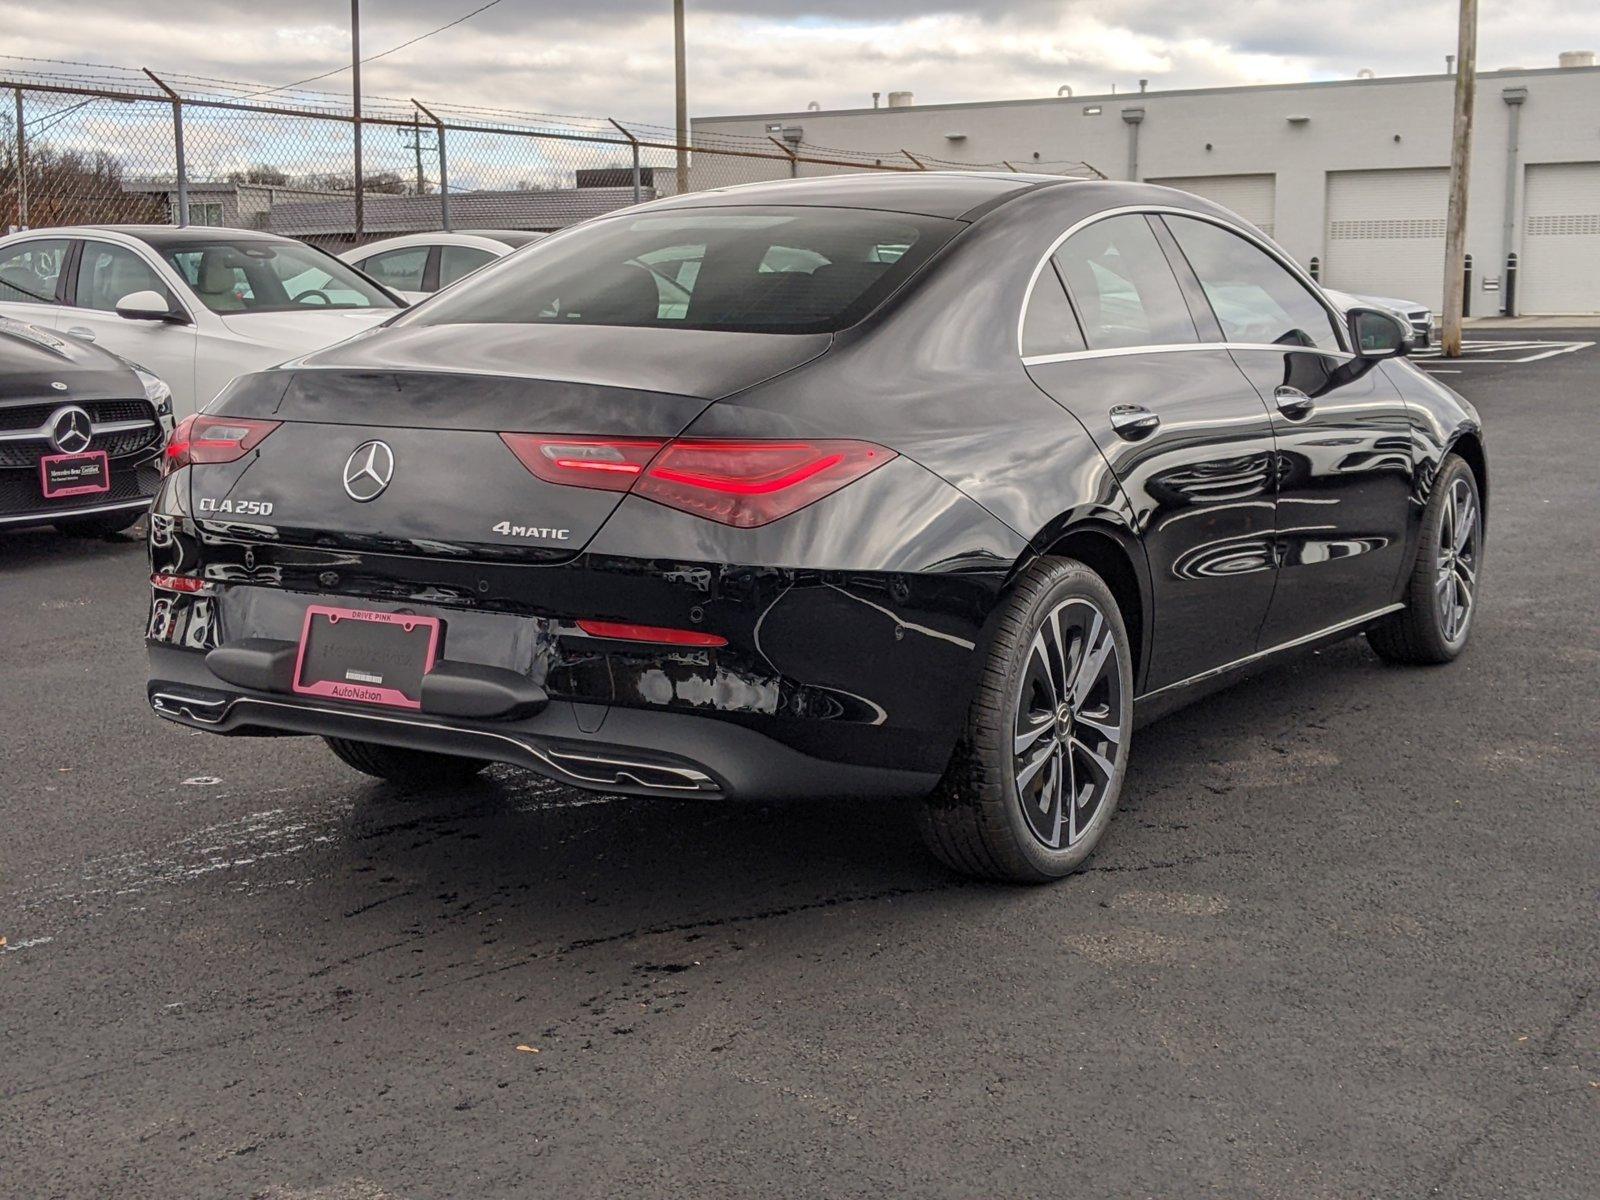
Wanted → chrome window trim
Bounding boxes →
[1015,204,1350,359]
[1022,341,1357,368]
[1133,604,1403,703]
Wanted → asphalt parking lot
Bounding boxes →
[3,336,1597,1200]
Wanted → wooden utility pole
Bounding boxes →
[673,0,688,194]
[1441,0,1478,357]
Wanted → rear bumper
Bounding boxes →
[148,642,939,800]
[146,449,1026,799]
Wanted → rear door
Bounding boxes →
[1023,212,1281,691]
[1160,213,1415,645]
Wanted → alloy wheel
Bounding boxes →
[1012,598,1125,850]
[1435,475,1479,644]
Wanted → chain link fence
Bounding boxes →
[1,58,1103,250]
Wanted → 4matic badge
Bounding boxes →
[491,521,571,540]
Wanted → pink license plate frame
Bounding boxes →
[291,605,441,710]
[40,449,111,499]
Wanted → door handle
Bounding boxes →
[1274,385,1314,418]
[1109,404,1160,439]
[65,326,97,343]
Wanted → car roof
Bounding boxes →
[633,171,1076,220]
[0,225,288,248]
[455,229,546,246]
[118,226,290,250]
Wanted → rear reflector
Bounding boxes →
[164,414,280,474]
[576,620,727,647]
[150,572,212,594]
[501,434,895,527]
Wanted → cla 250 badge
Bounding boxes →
[492,521,571,540]
[198,497,274,517]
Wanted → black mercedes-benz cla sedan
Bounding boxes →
[146,174,1486,882]
[1,317,172,535]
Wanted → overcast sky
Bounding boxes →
[5,0,1594,126]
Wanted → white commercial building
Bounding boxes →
[694,61,1600,315]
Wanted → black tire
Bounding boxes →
[1368,453,1482,665]
[54,510,144,538]
[918,557,1134,883]
[323,737,489,785]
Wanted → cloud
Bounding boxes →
[2,0,1593,128]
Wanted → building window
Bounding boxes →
[175,200,226,226]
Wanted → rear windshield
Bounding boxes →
[403,206,958,334]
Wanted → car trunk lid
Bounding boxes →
[189,325,831,564]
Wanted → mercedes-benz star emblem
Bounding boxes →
[342,440,395,502]
[47,405,94,455]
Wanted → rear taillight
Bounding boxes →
[163,414,280,474]
[498,434,663,492]
[501,434,895,528]
[635,440,891,528]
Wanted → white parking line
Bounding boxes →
[1414,339,1594,365]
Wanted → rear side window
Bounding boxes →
[405,206,959,334]
[1053,214,1197,350]
[1164,215,1341,351]
[0,239,69,305]
[359,247,429,291]
[1021,261,1086,357]
[439,244,497,287]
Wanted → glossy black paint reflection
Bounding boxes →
[147,175,1486,800]
[1028,349,1279,690]
[1228,348,1415,645]
[151,451,1024,777]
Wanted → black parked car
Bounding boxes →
[145,175,1486,882]
[0,317,172,536]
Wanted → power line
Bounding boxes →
[238,0,507,101]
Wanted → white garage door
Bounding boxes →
[1324,167,1448,311]
[1148,174,1276,236]
[1519,162,1600,315]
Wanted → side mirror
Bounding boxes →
[116,290,186,323]
[1346,306,1412,359]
